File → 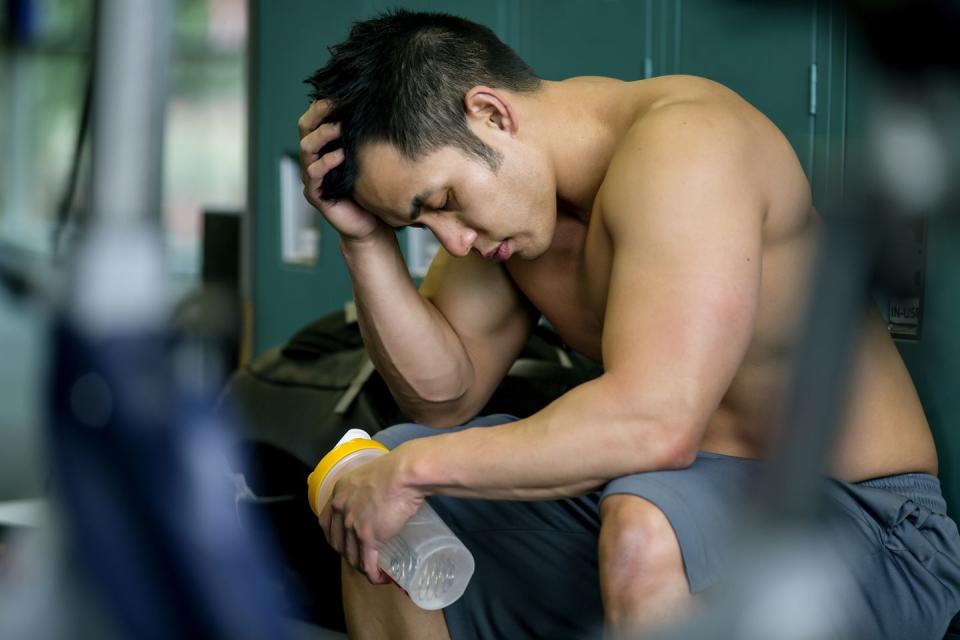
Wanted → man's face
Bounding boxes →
[352,138,557,263]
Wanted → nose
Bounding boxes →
[427,217,477,258]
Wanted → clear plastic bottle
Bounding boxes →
[308,429,475,610]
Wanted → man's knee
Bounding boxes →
[342,559,451,640]
[599,494,688,598]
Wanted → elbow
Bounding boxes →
[657,434,699,469]
[409,357,474,405]
[397,382,483,428]
[392,361,475,424]
[603,375,700,470]
[654,420,700,470]
[617,403,700,470]
[403,400,481,429]
[394,362,482,427]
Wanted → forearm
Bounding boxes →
[340,228,475,417]
[393,374,700,500]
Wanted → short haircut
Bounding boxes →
[305,9,541,201]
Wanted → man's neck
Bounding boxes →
[518,77,650,217]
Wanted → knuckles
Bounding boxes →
[299,136,315,155]
[306,161,326,180]
[297,113,312,136]
[343,514,356,531]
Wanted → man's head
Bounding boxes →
[305,9,540,201]
[305,10,559,261]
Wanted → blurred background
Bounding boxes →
[0,0,958,638]
[1,0,247,502]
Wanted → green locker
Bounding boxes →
[249,1,365,356]
[249,0,652,355]
[669,1,821,186]
[512,1,649,81]
[249,2,519,357]
[249,1,853,353]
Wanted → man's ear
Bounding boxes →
[464,86,518,135]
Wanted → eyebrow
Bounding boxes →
[408,189,436,222]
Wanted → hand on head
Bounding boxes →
[298,100,384,241]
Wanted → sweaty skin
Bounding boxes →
[299,74,937,585]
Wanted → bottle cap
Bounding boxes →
[307,436,389,517]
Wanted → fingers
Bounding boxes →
[319,496,378,583]
[347,528,388,585]
[344,520,359,569]
[319,499,346,555]
[319,500,332,543]
[321,507,388,585]
[304,148,345,182]
[299,122,343,196]
[302,149,346,204]
[328,511,345,555]
[299,121,341,163]
[297,99,332,137]
[315,476,393,586]
[362,547,389,585]
[298,101,350,209]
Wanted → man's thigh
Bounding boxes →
[824,474,960,639]
[601,450,762,594]
[376,419,960,638]
[602,461,960,639]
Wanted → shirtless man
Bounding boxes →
[297,10,960,639]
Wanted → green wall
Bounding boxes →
[248,0,841,354]
[248,1,362,356]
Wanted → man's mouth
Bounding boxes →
[482,241,511,262]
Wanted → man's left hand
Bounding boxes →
[319,451,426,584]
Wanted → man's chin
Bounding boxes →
[519,244,549,261]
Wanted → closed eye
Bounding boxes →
[437,192,453,212]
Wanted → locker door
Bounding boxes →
[250,1,514,354]
[670,1,819,182]
[514,0,650,81]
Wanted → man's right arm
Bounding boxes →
[299,100,537,426]
[343,231,538,426]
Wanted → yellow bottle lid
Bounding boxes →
[307,437,389,517]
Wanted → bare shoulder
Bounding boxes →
[599,94,765,237]
[599,78,810,240]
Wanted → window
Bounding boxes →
[0,0,247,284]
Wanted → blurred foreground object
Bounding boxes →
[8,1,289,638]
[648,1,960,638]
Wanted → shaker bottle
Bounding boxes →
[308,429,475,610]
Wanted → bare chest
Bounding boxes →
[506,214,609,362]
[505,201,821,413]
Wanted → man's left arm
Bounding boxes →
[395,109,766,500]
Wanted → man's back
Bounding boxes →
[501,74,937,481]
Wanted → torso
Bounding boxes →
[507,75,937,482]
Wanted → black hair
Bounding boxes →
[305,9,541,201]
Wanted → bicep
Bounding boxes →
[600,117,764,437]
[420,248,539,405]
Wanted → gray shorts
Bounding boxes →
[375,415,960,640]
